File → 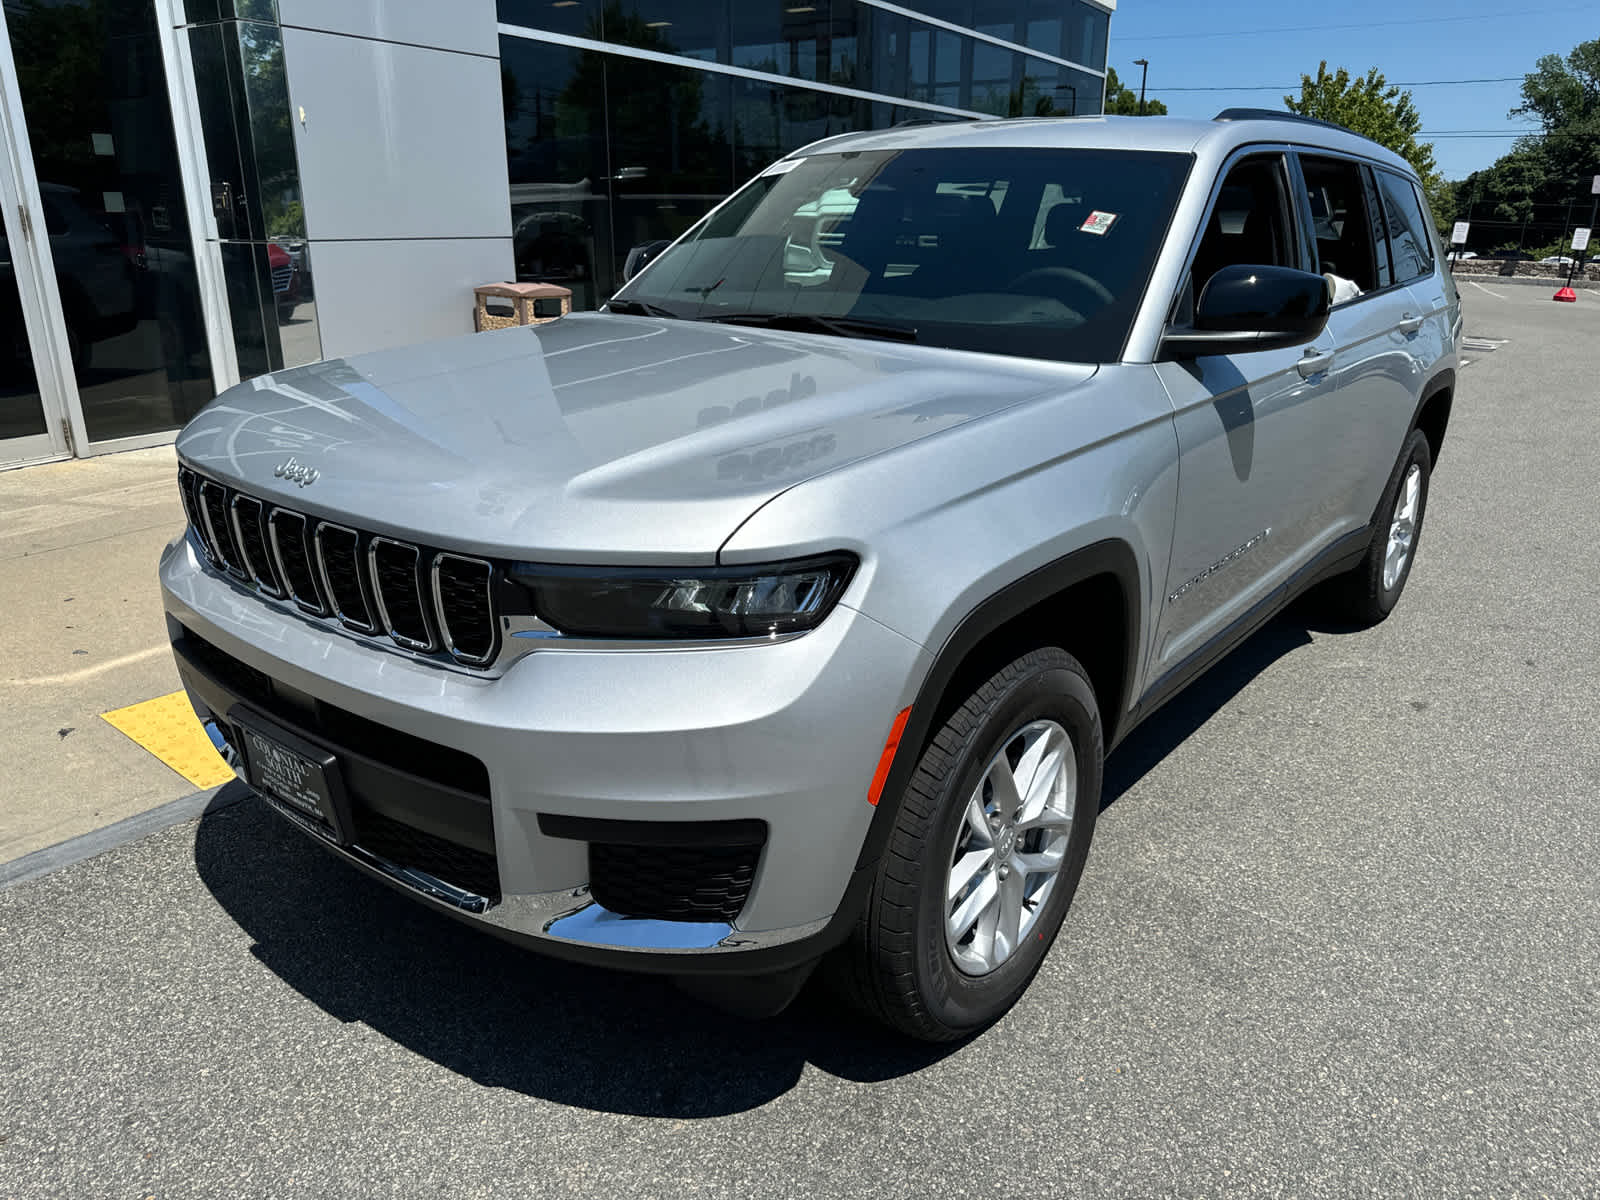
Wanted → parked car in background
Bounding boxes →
[267,241,302,324]
[1538,255,1575,267]
[162,110,1461,1041]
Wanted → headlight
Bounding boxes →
[509,554,857,640]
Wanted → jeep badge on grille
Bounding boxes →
[274,457,319,487]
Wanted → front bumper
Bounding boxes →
[160,532,929,974]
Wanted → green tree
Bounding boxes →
[1104,67,1167,117]
[1451,38,1600,250]
[1285,62,1454,227]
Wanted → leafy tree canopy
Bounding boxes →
[1105,67,1167,117]
[1284,62,1453,226]
[1453,38,1600,246]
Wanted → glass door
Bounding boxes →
[0,37,68,468]
[0,208,60,465]
[2,0,215,452]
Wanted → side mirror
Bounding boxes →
[1162,263,1331,357]
[622,239,672,282]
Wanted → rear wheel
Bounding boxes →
[831,647,1101,1041]
[1330,428,1432,626]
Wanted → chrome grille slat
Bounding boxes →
[197,480,246,578]
[369,538,435,652]
[177,468,500,670]
[315,522,378,634]
[268,509,326,615]
[432,554,498,666]
[177,468,207,558]
[229,495,284,597]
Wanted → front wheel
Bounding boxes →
[830,647,1102,1041]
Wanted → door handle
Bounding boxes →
[1296,349,1334,378]
[1398,312,1424,334]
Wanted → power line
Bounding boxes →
[1115,3,1594,41]
[1157,77,1524,92]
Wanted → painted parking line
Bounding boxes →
[1466,280,1507,300]
[101,691,234,789]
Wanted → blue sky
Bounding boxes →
[1106,0,1598,180]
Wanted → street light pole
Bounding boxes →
[1133,58,1148,116]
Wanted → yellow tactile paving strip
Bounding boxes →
[101,691,235,789]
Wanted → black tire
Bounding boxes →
[1330,428,1432,626]
[277,303,297,325]
[829,647,1102,1041]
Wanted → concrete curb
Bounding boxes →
[0,782,250,892]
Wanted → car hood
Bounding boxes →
[175,313,1094,562]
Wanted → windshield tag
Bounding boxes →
[1080,210,1119,236]
[762,158,804,176]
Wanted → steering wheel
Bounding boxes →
[1006,266,1115,311]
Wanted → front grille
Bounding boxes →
[197,480,245,576]
[230,495,282,596]
[370,539,433,650]
[268,510,324,614]
[176,468,503,669]
[351,809,501,902]
[588,842,762,923]
[271,264,294,294]
[316,524,376,633]
[434,555,496,663]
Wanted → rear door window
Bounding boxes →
[1373,169,1435,284]
[1298,154,1386,302]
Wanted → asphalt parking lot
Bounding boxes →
[3,282,1599,1199]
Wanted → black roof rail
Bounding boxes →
[891,115,984,128]
[1213,107,1352,134]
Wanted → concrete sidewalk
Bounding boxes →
[0,447,195,863]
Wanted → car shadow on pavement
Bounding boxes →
[192,605,1323,1118]
[193,797,959,1118]
[1101,610,1314,809]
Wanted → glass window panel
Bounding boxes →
[271,239,320,367]
[931,29,964,108]
[610,61,733,288]
[1,246,50,439]
[913,1,979,26]
[1058,65,1102,115]
[9,0,216,440]
[1375,169,1434,284]
[220,241,279,379]
[614,146,1192,365]
[497,0,605,39]
[826,0,871,89]
[732,2,823,81]
[186,0,279,21]
[1024,17,1062,60]
[908,28,931,100]
[611,0,726,62]
[1300,155,1386,296]
[238,23,304,241]
[501,36,615,310]
[1065,1,1108,70]
[971,41,1015,111]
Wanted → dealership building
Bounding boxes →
[0,0,1113,468]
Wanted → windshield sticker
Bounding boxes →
[762,158,804,176]
[1080,210,1119,236]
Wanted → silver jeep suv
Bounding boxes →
[161,110,1459,1040]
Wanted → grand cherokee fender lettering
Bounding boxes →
[1168,529,1270,604]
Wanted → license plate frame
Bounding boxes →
[229,705,354,844]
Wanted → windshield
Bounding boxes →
[609,146,1192,363]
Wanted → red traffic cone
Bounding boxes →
[1554,285,1578,302]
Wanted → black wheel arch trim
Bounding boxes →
[836,539,1142,902]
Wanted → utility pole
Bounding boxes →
[1133,58,1149,116]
